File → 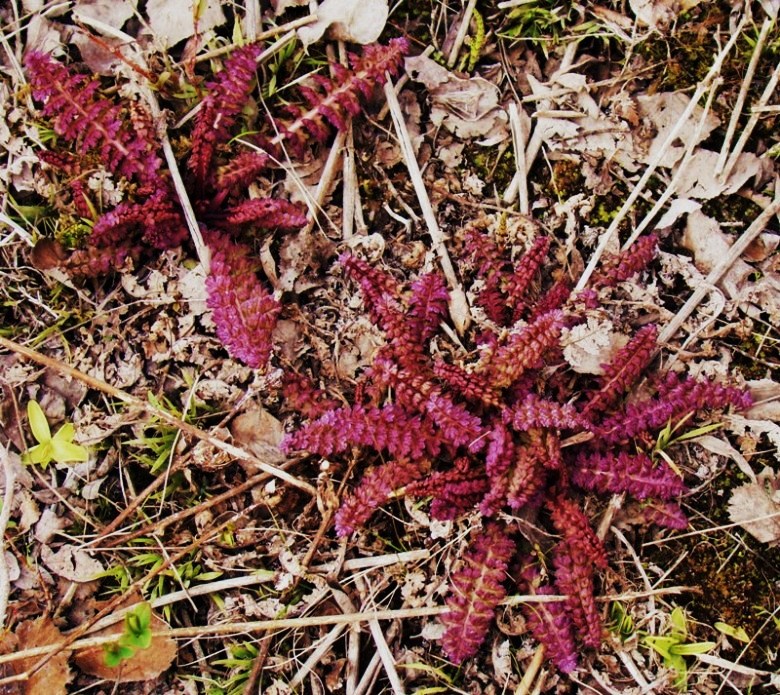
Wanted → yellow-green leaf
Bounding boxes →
[27,400,52,444]
[671,641,716,656]
[49,438,89,464]
[714,621,750,643]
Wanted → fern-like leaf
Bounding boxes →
[439,522,515,663]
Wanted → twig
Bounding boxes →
[289,623,349,689]
[657,193,780,344]
[383,76,471,333]
[95,472,268,547]
[715,17,773,175]
[0,212,34,246]
[720,57,780,182]
[356,576,404,695]
[575,17,746,290]
[624,78,721,248]
[0,447,15,629]
[446,0,478,68]
[515,645,546,695]
[242,0,262,41]
[0,336,316,496]
[508,101,530,215]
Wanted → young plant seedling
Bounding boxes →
[643,606,717,690]
[23,400,89,469]
[103,601,153,667]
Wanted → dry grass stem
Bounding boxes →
[0,447,14,629]
[576,17,746,289]
[658,193,780,344]
[715,17,774,175]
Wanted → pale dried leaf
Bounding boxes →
[636,93,720,168]
[681,210,752,298]
[144,0,226,49]
[629,0,680,30]
[406,55,509,143]
[728,469,780,546]
[41,544,105,582]
[674,149,767,200]
[561,317,627,375]
[297,0,388,46]
[694,434,756,482]
[655,198,701,230]
[74,607,177,682]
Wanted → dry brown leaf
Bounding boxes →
[231,407,286,467]
[728,468,780,546]
[40,544,104,582]
[74,607,177,683]
[1,617,72,695]
[405,55,509,144]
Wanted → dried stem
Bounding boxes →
[576,17,746,290]
[383,76,471,333]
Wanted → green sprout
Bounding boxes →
[23,400,89,469]
[608,601,635,642]
[643,607,716,689]
[103,602,153,667]
[653,413,725,471]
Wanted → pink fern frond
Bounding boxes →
[25,51,162,186]
[582,324,658,418]
[590,234,659,289]
[521,582,578,674]
[552,542,602,648]
[335,458,425,536]
[216,151,270,191]
[482,310,565,388]
[272,38,409,154]
[407,272,449,343]
[439,522,515,663]
[188,43,264,186]
[219,198,307,231]
[282,402,443,459]
[571,451,687,501]
[205,231,280,369]
[509,393,584,431]
[597,376,752,444]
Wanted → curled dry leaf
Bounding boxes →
[561,317,627,375]
[298,0,389,47]
[728,468,780,546]
[231,407,286,467]
[0,617,72,695]
[405,54,509,144]
[74,605,177,682]
[41,544,105,582]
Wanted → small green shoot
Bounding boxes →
[23,400,89,469]
[653,414,725,471]
[643,607,716,689]
[608,601,635,642]
[102,602,153,667]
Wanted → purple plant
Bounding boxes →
[283,232,751,669]
[25,39,408,372]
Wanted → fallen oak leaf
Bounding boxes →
[0,617,72,695]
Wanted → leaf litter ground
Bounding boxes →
[1,1,780,693]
